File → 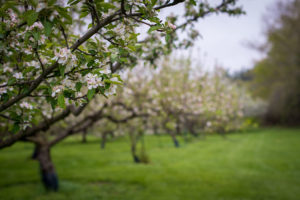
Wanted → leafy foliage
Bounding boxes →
[250,0,300,125]
[0,0,243,149]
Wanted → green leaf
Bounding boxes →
[79,11,89,19]
[87,89,95,100]
[58,94,66,109]
[11,123,20,133]
[127,45,136,52]
[151,0,158,6]
[104,80,122,85]
[59,65,65,77]
[111,54,118,62]
[42,20,52,36]
[75,82,82,92]
[98,2,116,12]
[148,25,160,33]
[165,34,171,43]
[24,10,38,26]
[55,6,72,24]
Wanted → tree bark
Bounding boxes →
[82,130,88,143]
[170,132,180,148]
[31,144,38,160]
[36,144,59,191]
[100,132,107,149]
[131,143,140,163]
[129,132,140,163]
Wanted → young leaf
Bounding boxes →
[24,10,38,26]
[58,94,66,109]
[148,25,160,33]
[42,20,52,36]
[87,89,95,100]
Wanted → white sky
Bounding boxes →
[171,0,275,73]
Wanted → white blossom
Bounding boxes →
[101,66,111,74]
[3,64,13,73]
[20,102,33,110]
[25,22,44,31]
[52,85,64,97]
[85,73,103,90]
[62,76,75,90]
[13,72,23,79]
[105,84,117,96]
[206,121,212,127]
[53,47,77,70]
[0,88,7,97]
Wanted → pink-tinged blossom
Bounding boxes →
[52,85,64,97]
[26,22,44,31]
[85,73,103,89]
[5,9,19,26]
[168,22,176,30]
[13,72,23,79]
[24,46,33,55]
[53,47,77,70]
[20,102,33,110]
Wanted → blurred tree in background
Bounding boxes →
[250,0,300,125]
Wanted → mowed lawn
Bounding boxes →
[0,128,300,200]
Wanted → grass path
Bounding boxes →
[0,128,300,200]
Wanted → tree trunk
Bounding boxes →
[170,132,180,148]
[129,132,140,163]
[36,144,59,191]
[100,132,107,149]
[81,130,88,143]
[131,143,140,163]
[31,144,38,160]
[218,128,227,139]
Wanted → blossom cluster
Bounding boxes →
[53,48,78,70]
[52,85,64,97]
[25,22,44,31]
[85,73,104,90]
[5,9,18,26]
[20,102,34,110]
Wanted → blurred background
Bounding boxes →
[0,0,299,200]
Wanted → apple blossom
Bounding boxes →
[168,22,177,30]
[20,102,33,110]
[85,73,104,89]
[52,85,64,97]
[13,72,23,79]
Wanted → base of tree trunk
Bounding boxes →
[41,170,59,191]
[133,155,140,163]
[173,139,180,148]
[36,144,59,191]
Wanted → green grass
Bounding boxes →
[0,128,300,200]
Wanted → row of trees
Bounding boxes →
[26,56,261,190]
[0,0,244,191]
[92,58,262,159]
